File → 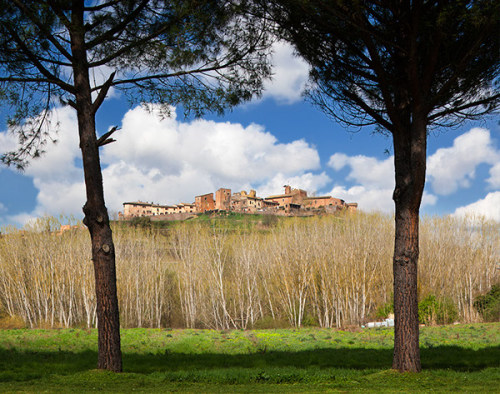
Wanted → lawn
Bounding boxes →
[0,324,498,392]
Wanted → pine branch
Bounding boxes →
[1,22,75,93]
[96,126,119,147]
[429,93,500,121]
[85,0,149,50]
[91,71,116,114]
[11,0,73,61]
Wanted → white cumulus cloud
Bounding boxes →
[0,130,18,157]
[327,152,437,213]
[328,152,396,212]
[487,162,500,189]
[427,128,499,195]
[6,212,39,228]
[261,41,310,104]
[453,192,500,222]
[328,153,394,189]
[329,185,394,213]
[22,109,81,181]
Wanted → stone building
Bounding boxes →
[215,188,231,211]
[262,199,280,211]
[122,200,196,219]
[264,185,309,213]
[346,203,358,212]
[230,189,264,213]
[166,206,177,215]
[195,193,215,213]
[265,185,307,208]
[122,201,172,218]
[264,186,358,214]
[302,196,345,210]
[172,203,195,214]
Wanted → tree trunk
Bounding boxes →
[391,119,427,373]
[70,1,122,372]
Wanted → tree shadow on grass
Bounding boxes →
[122,346,499,373]
[0,345,498,381]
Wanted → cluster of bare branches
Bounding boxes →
[0,213,497,329]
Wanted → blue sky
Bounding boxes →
[1,42,499,227]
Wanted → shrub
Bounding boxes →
[0,310,25,329]
[474,284,500,322]
[418,295,458,325]
[130,216,152,228]
[261,214,279,228]
[301,314,319,327]
[374,295,459,325]
[375,301,394,319]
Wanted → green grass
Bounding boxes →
[0,324,498,392]
[113,211,280,233]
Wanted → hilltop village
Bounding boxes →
[120,185,357,220]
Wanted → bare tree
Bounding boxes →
[263,0,499,372]
[0,0,271,371]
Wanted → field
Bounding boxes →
[0,213,498,391]
[0,324,498,392]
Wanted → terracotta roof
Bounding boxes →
[304,196,334,200]
[123,202,173,208]
[123,201,149,206]
[265,194,293,199]
[195,193,214,198]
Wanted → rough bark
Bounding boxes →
[70,1,122,372]
[391,118,427,373]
